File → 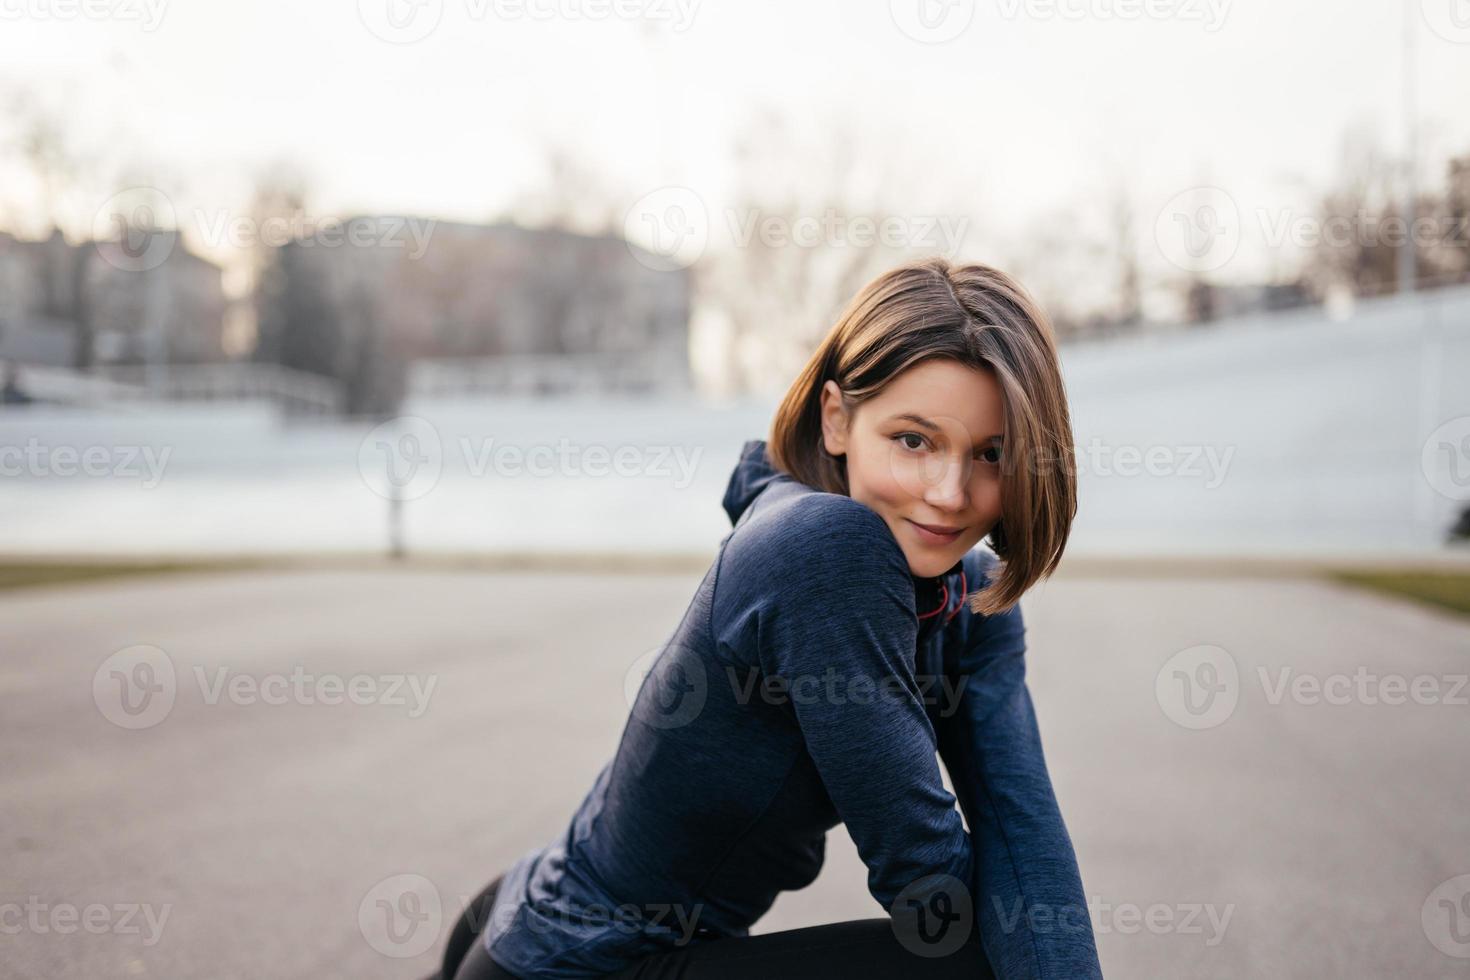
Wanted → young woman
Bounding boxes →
[433,257,1102,979]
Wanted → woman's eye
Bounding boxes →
[978,446,1002,464]
[894,432,927,451]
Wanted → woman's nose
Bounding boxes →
[921,454,970,508]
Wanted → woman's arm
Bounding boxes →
[712,492,974,915]
[936,573,1104,979]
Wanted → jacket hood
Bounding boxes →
[722,439,786,527]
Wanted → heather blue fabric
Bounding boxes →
[480,439,1102,979]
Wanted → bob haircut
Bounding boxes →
[767,256,1077,618]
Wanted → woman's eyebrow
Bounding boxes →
[886,412,1004,443]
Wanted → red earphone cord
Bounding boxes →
[917,570,967,624]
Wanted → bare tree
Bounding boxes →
[3,85,102,367]
[1303,127,1470,299]
[702,105,933,394]
[1307,126,1421,299]
[1421,152,1470,289]
[1107,180,1142,329]
[1,79,170,371]
[509,139,628,236]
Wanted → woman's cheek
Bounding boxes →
[872,453,918,508]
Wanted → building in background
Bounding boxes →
[0,228,228,371]
[90,230,230,366]
[252,218,692,412]
[0,232,72,368]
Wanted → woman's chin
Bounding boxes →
[902,548,953,579]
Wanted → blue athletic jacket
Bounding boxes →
[480,438,1102,979]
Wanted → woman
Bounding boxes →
[435,257,1102,979]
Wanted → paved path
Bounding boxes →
[2,569,1467,978]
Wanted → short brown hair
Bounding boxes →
[767,256,1077,617]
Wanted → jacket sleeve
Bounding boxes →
[935,564,1103,979]
[712,493,974,916]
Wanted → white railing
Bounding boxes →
[101,363,341,414]
[5,362,341,414]
[408,352,690,398]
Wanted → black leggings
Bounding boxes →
[440,875,995,980]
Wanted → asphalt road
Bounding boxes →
[2,567,1467,978]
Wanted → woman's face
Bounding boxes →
[820,358,1005,579]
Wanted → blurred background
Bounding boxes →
[1,2,1468,978]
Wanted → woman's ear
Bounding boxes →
[819,380,850,457]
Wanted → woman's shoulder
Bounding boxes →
[717,488,909,601]
[731,488,902,562]
[776,488,892,536]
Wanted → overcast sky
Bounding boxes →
[2,0,1468,302]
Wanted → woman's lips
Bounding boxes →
[906,518,964,545]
